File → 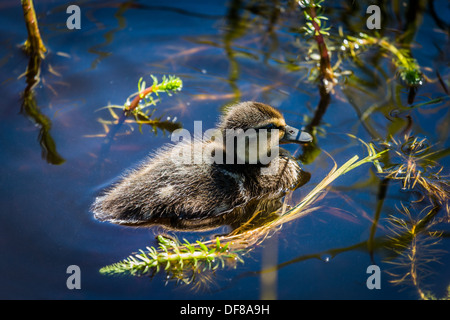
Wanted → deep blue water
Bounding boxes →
[0,0,449,300]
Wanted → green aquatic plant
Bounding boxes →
[122,75,183,133]
[125,75,182,131]
[385,203,448,300]
[379,134,449,206]
[90,75,183,166]
[378,133,449,299]
[342,33,423,88]
[299,2,422,93]
[100,235,243,281]
[93,75,183,138]
[125,75,183,112]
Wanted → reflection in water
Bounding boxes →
[87,2,133,69]
[20,45,65,165]
[222,0,247,105]
[86,2,223,69]
[300,83,330,165]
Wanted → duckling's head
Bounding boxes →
[216,102,312,165]
[218,101,312,144]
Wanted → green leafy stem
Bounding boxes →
[343,33,423,87]
[100,235,243,276]
[125,75,183,113]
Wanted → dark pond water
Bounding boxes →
[0,0,449,300]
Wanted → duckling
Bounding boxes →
[91,101,312,225]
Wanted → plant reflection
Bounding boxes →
[20,44,65,166]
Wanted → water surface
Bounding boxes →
[0,0,449,299]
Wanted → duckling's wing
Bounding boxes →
[91,140,247,223]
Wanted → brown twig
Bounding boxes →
[21,0,47,58]
[305,5,335,91]
[125,85,159,112]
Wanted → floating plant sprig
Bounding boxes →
[93,75,182,139]
[91,75,183,164]
[125,75,183,113]
[100,235,243,277]
[299,0,331,37]
[120,75,183,132]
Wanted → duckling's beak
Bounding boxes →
[280,125,313,144]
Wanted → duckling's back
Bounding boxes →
[92,140,248,224]
[92,141,300,224]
